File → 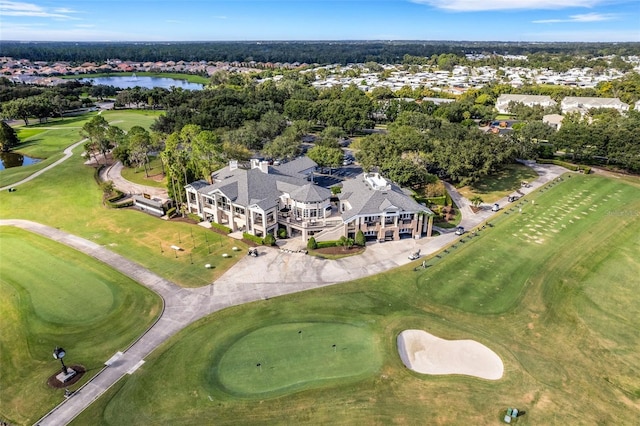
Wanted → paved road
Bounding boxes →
[0,161,567,425]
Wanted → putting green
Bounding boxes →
[0,227,161,426]
[5,231,115,324]
[216,322,382,396]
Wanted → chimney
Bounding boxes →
[259,161,269,174]
[229,160,238,171]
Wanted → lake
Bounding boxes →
[0,152,42,170]
[79,75,204,90]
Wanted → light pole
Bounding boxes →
[53,347,68,374]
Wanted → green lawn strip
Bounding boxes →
[0,143,243,287]
[73,174,640,425]
[119,156,166,188]
[457,163,539,204]
[0,227,162,426]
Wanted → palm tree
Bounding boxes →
[470,195,484,209]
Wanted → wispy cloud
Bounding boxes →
[166,19,185,24]
[0,1,80,19]
[525,29,640,41]
[213,15,228,20]
[533,12,619,23]
[410,0,602,12]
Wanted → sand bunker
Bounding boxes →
[397,329,503,380]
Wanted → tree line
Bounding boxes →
[2,41,639,65]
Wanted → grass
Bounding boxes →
[73,173,640,425]
[457,163,539,204]
[217,322,381,396]
[119,156,167,188]
[0,112,244,287]
[0,227,162,426]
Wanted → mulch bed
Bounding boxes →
[46,365,86,389]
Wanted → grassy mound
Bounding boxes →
[0,227,162,425]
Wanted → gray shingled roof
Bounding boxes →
[191,158,327,211]
[339,174,432,221]
[272,156,317,179]
[289,184,332,203]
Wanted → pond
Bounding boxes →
[79,75,204,90]
[0,152,42,170]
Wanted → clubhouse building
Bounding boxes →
[185,157,433,242]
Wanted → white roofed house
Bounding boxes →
[560,97,629,115]
[495,94,557,114]
[339,173,434,242]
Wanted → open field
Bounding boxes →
[457,163,539,204]
[74,174,640,425]
[0,227,162,425]
[0,112,245,287]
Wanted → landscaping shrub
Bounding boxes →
[307,237,318,250]
[277,227,287,239]
[263,234,276,246]
[355,230,366,246]
[211,222,232,234]
[187,213,201,222]
[426,195,447,206]
[243,232,264,245]
[536,158,591,174]
[166,207,176,218]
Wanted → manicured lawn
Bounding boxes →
[457,163,539,203]
[73,174,640,425]
[0,119,245,288]
[100,109,164,131]
[119,155,166,188]
[0,227,162,426]
[217,322,381,396]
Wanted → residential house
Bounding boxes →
[561,97,629,114]
[495,94,557,114]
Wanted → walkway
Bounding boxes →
[0,163,567,425]
[99,161,168,198]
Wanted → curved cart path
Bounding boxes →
[0,162,567,425]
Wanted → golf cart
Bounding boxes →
[455,226,465,236]
[492,203,500,212]
[408,249,421,260]
[248,247,258,257]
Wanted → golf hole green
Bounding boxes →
[217,322,382,396]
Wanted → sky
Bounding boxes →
[1,0,639,42]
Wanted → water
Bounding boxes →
[78,75,205,90]
[0,152,41,170]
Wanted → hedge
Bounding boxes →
[211,222,232,234]
[426,195,447,206]
[166,207,177,218]
[242,232,264,245]
[105,190,133,208]
[536,158,591,174]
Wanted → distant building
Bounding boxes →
[542,114,564,131]
[560,97,629,114]
[495,94,557,114]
